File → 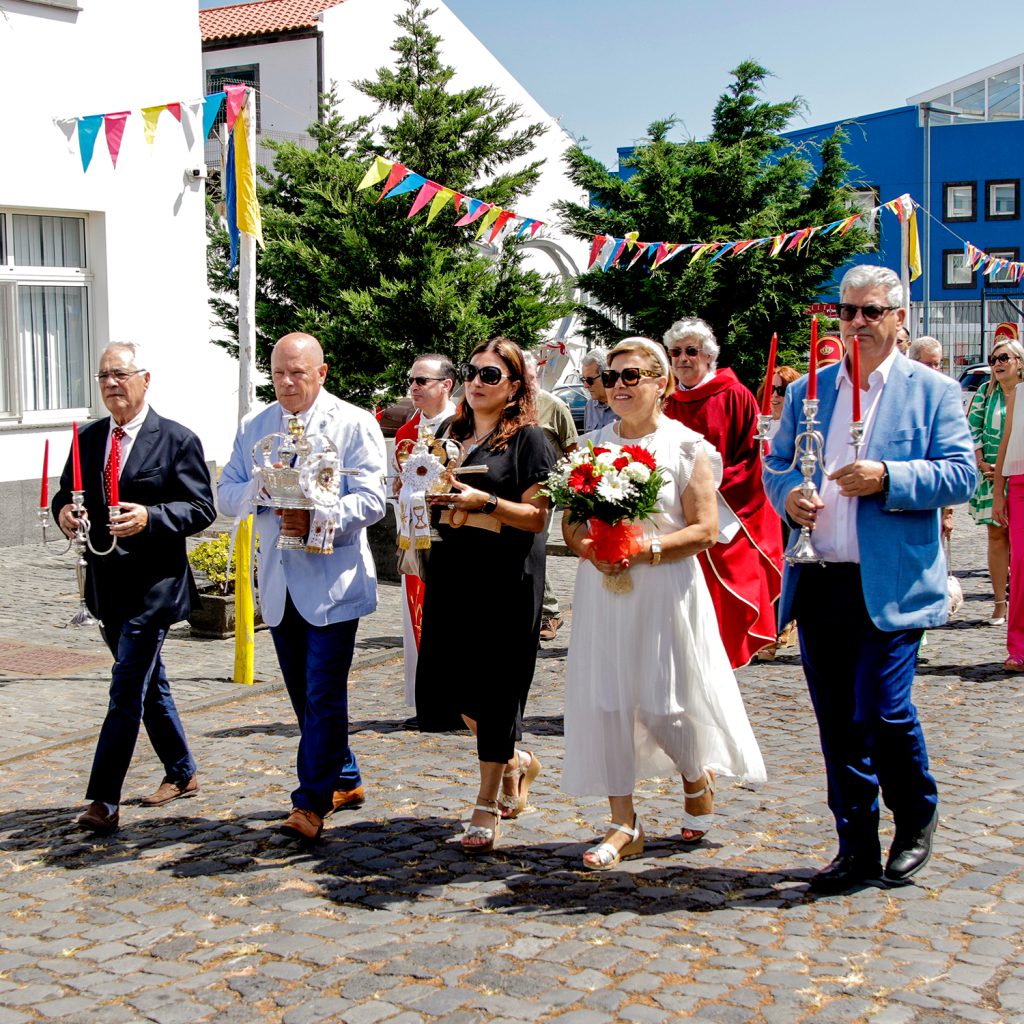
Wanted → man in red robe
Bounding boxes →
[662,318,784,667]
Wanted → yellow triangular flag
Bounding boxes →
[908,210,922,282]
[233,105,264,246]
[475,205,503,239]
[141,105,166,145]
[232,515,255,686]
[425,188,454,225]
[356,156,393,192]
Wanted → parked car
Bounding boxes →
[552,383,587,432]
[958,363,990,411]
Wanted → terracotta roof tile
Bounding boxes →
[201,0,348,43]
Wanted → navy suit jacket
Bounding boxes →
[52,408,216,628]
[763,356,977,632]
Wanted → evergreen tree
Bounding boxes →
[556,61,868,384]
[208,0,571,407]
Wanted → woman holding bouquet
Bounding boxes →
[560,338,765,870]
[419,337,554,853]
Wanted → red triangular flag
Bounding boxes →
[588,236,607,269]
[376,163,408,202]
[488,209,516,242]
[452,193,464,212]
[104,111,130,168]
[224,84,248,133]
[165,102,182,122]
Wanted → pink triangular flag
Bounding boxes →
[104,111,130,168]
[407,181,442,219]
[224,84,248,133]
[166,102,182,122]
[529,221,543,237]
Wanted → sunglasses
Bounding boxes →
[836,303,898,323]
[600,367,662,388]
[460,363,510,386]
[667,346,701,359]
[581,374,601,386]
[771,384,787,397]
[407,375,445,387]
[990,352,1014,365]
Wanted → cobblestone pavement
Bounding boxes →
[2,511,1024,1023]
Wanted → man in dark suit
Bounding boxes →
[53,341,216,834]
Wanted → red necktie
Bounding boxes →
[105,426,126,506]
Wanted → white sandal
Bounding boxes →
[498,750,542,820]
[461,799,500,853]
[582,816,644,871]
[681,771,715,843]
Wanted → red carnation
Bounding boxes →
[623,445,657,470]
[592,446,610,456]
[613,456,630,471]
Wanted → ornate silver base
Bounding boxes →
[785,526,825,565]
[276,534,307,551]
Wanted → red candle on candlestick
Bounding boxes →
[761,332,778,415]
[807,316,818,400]
[851,334,862,422]
[40,440,49,507]
[71,423,82,491]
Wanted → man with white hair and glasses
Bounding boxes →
[764,265,976,893]
[662,317,784,668]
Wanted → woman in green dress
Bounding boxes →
[968,339,1024,624]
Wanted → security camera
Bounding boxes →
[188,167,206,180]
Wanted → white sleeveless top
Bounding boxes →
[1004,382,1024,478]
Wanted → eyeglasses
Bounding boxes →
[407,375,445,387]
[581,374,601,386]
[600,367,662,388]
[94,369,146,384]
[460,363,510,386]
[836,303,898,323]
[990,352,1014,365]
[771,384,787,397]
[667,346,701,359]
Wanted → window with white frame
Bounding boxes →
[943,249,976,289]
[0,210,92,419]
[987,248,1020,286]
[848,186,880,250]
[987,180,1019,220]
[944,182,976,221]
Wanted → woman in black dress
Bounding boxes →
[419,337,554,852]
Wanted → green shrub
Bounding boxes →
[188,533,236,590]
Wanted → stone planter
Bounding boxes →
[189,590,264,639]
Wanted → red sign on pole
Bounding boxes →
[807,303,838,315]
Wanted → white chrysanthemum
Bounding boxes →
[624,462,651,483]
[596,477,628,503]
[593,451,617,471]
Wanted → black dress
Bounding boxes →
[416,425,555,761]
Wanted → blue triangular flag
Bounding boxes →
[77,115,103,172]
[226,131,239,274]
[384,173,427,199]
[202,92,226,141]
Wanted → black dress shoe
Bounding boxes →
[401,716,419,731]
[808,853,883,894]
[884,811,937,884]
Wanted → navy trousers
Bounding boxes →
[794,563,938,860]
[86,620,195,805]
[270,593,361,815]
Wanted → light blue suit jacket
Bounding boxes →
[218,391,387,628]
[763,355,977,632]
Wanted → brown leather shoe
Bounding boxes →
[327,785,365,815]
[279,808,323,841]
[141,774,199,806]
[77,801,119,834]
[539,615,563,641]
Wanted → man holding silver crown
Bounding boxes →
[219,332,387,841]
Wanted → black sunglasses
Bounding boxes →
[837,303,898,323]
[600,367,662,388]
[407,375,445,387]
[581,374,601,386]
[667,345,701,359]
[990,352,1014,365]
[771,384,787,397]
[460,363,510,386]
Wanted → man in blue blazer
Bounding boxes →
[764,265,977,893]
[54,342,216,834]
[219,333,387,841]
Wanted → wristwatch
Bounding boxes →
[650,536,662,566]
[481,493,499,515]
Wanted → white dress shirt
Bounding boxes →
[103,403,149,479]
[813,348,898,563]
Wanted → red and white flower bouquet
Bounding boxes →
[543,441,665,591]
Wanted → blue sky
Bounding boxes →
[200,0,1020,167]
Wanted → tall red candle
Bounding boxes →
[761,332,778,415]
[108,441,120,508]
[851,334,862,422]
[71,423,82,491]
[807,315,818,400]
[40,440,49,507]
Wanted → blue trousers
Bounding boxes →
[270,594,361,815]
[794,563,937,860]
[86,621,195,805]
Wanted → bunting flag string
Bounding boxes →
[355,156,545,244]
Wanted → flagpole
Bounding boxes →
[237,89,256,422]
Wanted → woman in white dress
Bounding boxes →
[561,337,766,870]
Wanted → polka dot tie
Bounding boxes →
[105,426,126,506]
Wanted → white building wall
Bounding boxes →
[0,0,238,524]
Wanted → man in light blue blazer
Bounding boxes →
[219,333,387,840]
[764,265,977,894]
